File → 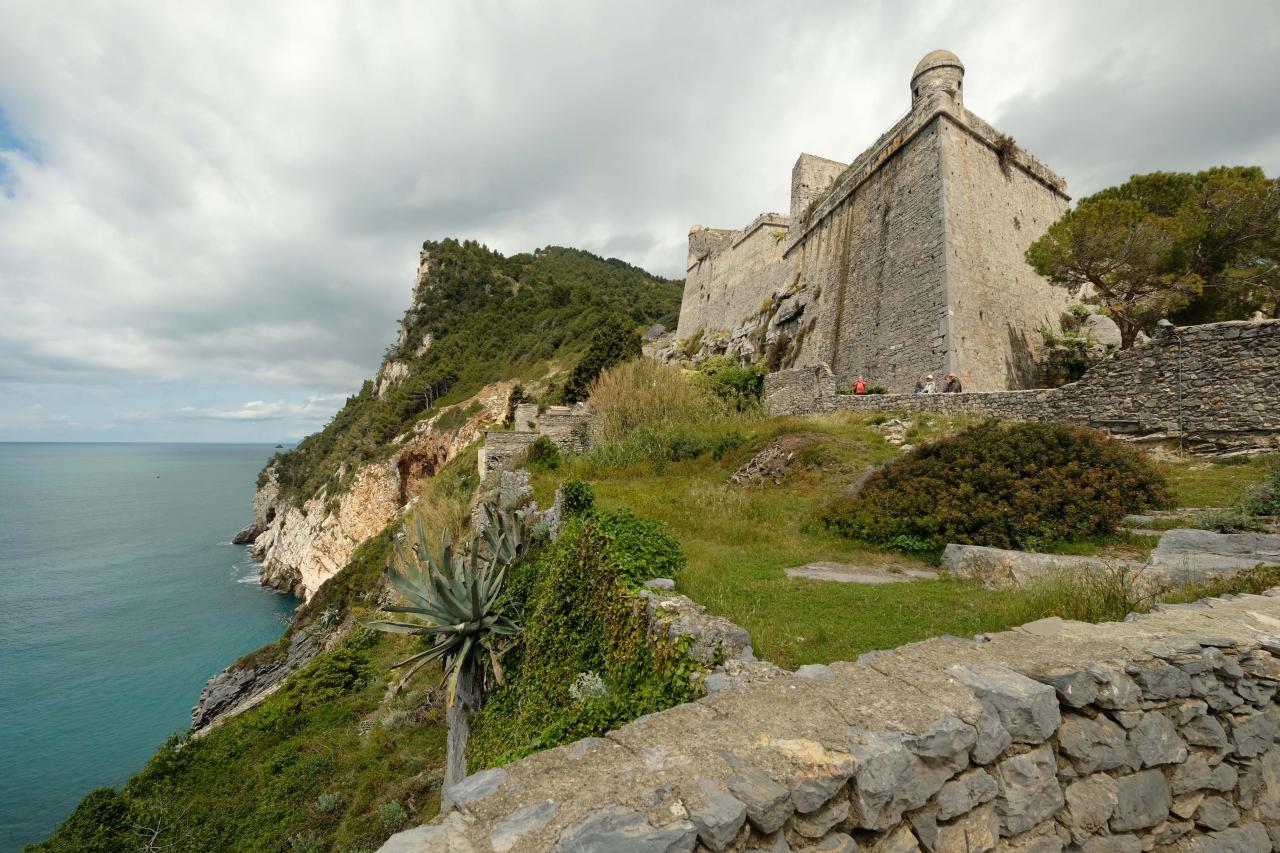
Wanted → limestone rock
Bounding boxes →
[1058,713,1134,773]
[941,544,1112,590]
[994,745,1064,836]
[933,802,998,853]
[490,801,558,852]
[1062,773,1119,843]
[551,806,697,852]
[935,768,998,821]
[949,665,1060,745]
[1183,822,1271,852]
[1127,711,1188,767]
[791,797,849,839]
[1194,795,1240,832]
[1146,529,1280,581]
[1109,770,1170,833]
[441,768,505,813]
[690,784,748,851]
[727,769,794,834]
[848,731,947,830]
[868,824,921,853]
[1182,712,1230,749]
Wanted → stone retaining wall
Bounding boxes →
[765,319,1280,454]
[382,590,1280,852]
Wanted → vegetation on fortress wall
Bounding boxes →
[269,240,682,505]
[468,504,699,769]
[821,421,1171,556]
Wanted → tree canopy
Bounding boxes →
[1027,167,1280,347]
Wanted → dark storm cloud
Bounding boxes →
[0,0,1277,439]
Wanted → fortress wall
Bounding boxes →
[940,118,1075,391]
[676,215,794,341]
[384,590,1280,852]
[790,153,848,224]
[789,120,950,392]
[765,319,1280,455]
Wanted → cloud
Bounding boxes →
[188,394,347,421]
[0,0,1277,440]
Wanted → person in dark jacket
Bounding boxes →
[942,373,962,393]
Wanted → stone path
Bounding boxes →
[784,561,939,584]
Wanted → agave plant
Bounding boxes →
[366,503,534,786]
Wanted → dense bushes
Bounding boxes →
[821,421,1170,554]
[697,356,766,412]
[1245,466,1280,516]
[468,510,698,769]
[560,317,643,404]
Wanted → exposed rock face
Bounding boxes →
[244,381,514,602]
[191,630,322,731]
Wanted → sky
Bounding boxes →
[1,1,1278,442]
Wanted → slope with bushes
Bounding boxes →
[270,240,681,507]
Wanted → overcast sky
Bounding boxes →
[1,1,1277,442]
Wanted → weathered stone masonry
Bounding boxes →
[383,590,1280,852]
[765,319,1280,455]
[676,50,1076,392]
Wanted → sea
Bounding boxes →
[0,443,297,850]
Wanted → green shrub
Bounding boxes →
[1244,468,1280,515]
[698,356,766,412]
[562,478,594,516]
[468,514,702,769]
[315,793,344,815]
[377,802,408,833]
[595,510,686,586]
[821,421,1170,555]
[524,435,562,472]
[1191,506,1268,533]
[562,317,643,403]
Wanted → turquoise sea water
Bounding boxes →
[0,443,296,850]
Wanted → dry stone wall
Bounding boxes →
[764,320,1280,455]
[380,590,1280,853]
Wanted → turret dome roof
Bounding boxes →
[912,50,964,80]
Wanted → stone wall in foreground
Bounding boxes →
[383,590,1280,852]
[765,319,1280,454]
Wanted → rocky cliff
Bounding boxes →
[245,380,513,601]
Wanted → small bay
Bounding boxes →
[0,443,295,849]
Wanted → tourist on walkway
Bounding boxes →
[912,380,925,394]
[853,376,867,395]
[922,374,936,394]
[943,373,962,393]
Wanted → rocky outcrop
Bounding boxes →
[244,381,514,602]
[382,589,1280,853]
[191,629,323,731]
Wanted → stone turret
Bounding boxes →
[911,48,964,111]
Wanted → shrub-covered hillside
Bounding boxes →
[270,240,682,504]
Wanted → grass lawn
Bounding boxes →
[1158,453,1278,507]
[535,414,1279,669]
[531,414,1072,667]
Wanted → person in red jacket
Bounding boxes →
[853,376,868,395]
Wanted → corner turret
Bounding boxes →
[911,49,964,112]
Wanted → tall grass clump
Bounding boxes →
[583,359,733,467]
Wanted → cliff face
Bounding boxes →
[247,380,513,601]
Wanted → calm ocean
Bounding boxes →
[0,443,296,850]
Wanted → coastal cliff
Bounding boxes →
[232,240,681,605]
[245,381,511,601]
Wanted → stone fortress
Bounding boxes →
[675,50,1080,392]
